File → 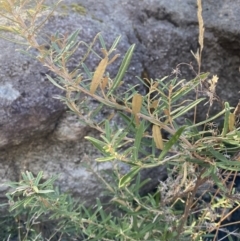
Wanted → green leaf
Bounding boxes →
[171,77,177,86]
[37,190,55,194]
[191,108,229,128]
[105,120,111,141]
[211,172,227,193]
[109,35,121,54]
[66,29,80,49]
[26,171,34,181]
[53,30,80,62]
[108,44,135,96]
[118,112,135,132]
[51,42,61,53]
[159,126,186,160]
[85,136,106,153]
[172,73,209,104]
[82,63,93,79]
[133,121,145,160]
[10,199,26,211]
[96,156,116,162]
[119,167,141,188]
[171,79,199,103]
[209,149,229,163]
[98,34,107,50]
[157,77,171,91]
[34,171,43,186]
[222,139,240,146]
[172,98,205,119]
[186,158,210,167]
[138,222,155,236]
[222,102,230,137]
[46,74,65,90]
[111,128,125,145]
[202,165,215,178]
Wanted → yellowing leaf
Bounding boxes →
[229,113,235,131]
[90,53,108,94]
[132,93,142,126]
[150,100,158,110]
[0,25,17,33]
[152,125,164,150]
[132,93,142,114]
[152,82,158,88]
[134,115,140,126]
[163,109,169,116]
[107,54,120,66]
[0,1,11,12]
[164,109,172,124]
[101,76,108,91]
[75,75,83,85]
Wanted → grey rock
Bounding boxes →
[0,37,65,148]
[133,0,240,116]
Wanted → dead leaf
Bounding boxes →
[101,76,109,91]
[228,113,235,131]
[152,125,164,150]
[90,51,108,94]
[132,93,142,126]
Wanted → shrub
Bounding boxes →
[0,0,240,240]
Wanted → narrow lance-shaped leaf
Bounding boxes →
[105,120,111,141]
[172,98,205,120]
[46,74,64,90]
[209,148,229,163]
[133,121,145,160]
[107,54,120,66]
[90,49,108,94]
[222,102,230,137]
[172,73,209,104]
[159,126,186,160]
[202,165,214,178]
[34,171,43,186]
[82,63,93,79]
[229,112,235,132]
[211,172,227,193]
[118,112,136,132]
[150,100,159,111]
[98,34,107,50]
[101,76,108,91]
[85,136,107,153]
[152,125,164,150]
[163,109,172,125]
[191,108,228,128]
[108,35,121,54]
[108,44,135,96]
[132,93,142,126]
[96,156,116,162]
[119,166,141,188]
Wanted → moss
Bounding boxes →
[59,3,87,16]
[59,4,68,11]
[58,3,103,23]
[70,3,87,15]
[91,14,103,23]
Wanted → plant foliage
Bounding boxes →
[0,0,240,241]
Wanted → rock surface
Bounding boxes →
[0,0,240,208]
